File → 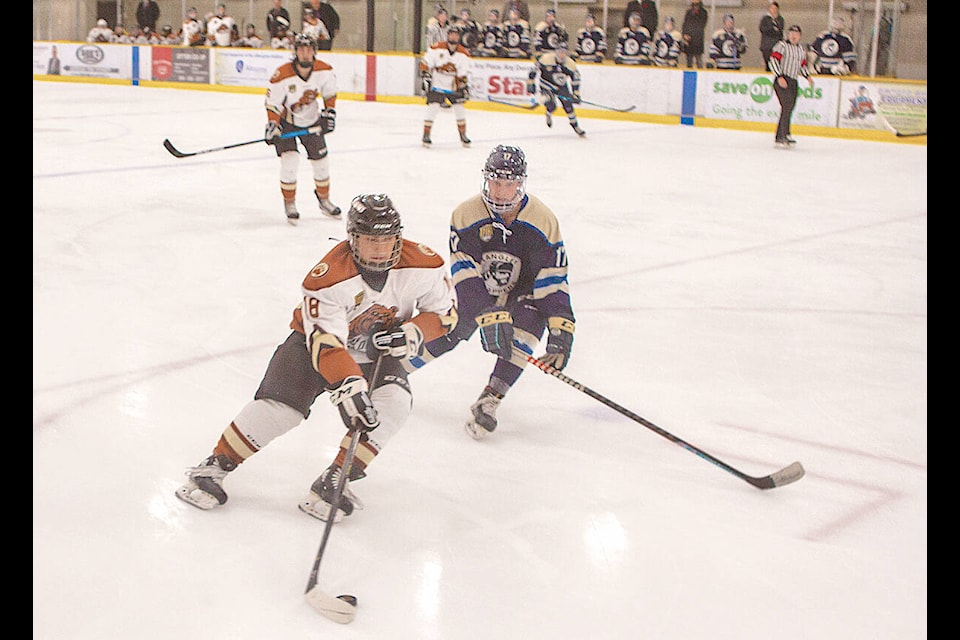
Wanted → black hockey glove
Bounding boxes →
[320,108,336,134]
[537,316,575,371]
[476,306,514,360]
[421,70,432,92]
[329,375,379,432]
[572,90,582,104]
[264,121,281,145]
[366,323,424,360]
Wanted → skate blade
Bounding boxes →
[175,486,219,510]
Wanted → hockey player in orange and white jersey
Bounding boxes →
[179,7,205,47]
[175,194,458,522]
[264,34,340,224]
[206,3,237,46]
[301,7,331,47]
[419,24,472,148]
[86,18,113,43]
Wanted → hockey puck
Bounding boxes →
[337,594,357,607]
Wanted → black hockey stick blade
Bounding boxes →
[162,138,189,158]
[896,131,927,138]
[526,356,805,491]
[488,96,539,110]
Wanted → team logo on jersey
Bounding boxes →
[353,291,365,308]
[310,262,329,278]
[480,251,519,295]
[417,243,437,257]
[479,224,495,243]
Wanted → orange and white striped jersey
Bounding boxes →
[265,59,337,128]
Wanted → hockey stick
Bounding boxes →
[304,355,385,624]
[487,96,539,110]
[555,94,636,112]
[525,356,805,490]
[162,125,322,158]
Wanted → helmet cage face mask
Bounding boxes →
[481,145,527,215]
[347,194,403,271]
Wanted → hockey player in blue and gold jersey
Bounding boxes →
[528,42,586,137]
[404,145,577,440]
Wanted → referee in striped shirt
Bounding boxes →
[768,24,814,148]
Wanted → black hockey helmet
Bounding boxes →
[481,145,528,215]
[294,33,317,49]
[347,194,403,271]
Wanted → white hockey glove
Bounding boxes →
[320,108,336,134]
[367,323,424,360]
[537,316,575,371]
[329,376,380,432]
[476,307,514,360]
[264,121,281,145]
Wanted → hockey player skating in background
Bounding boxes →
[419,25,472,148]
[809,17,857,75]
[403,145,577,440]
[264,34,340,224]
[527,42,587,137]
[176,194,457,522]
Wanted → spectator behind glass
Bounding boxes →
[759,2,785,71]
[502,1,530,23]
[623,0,658,36]
[307,1,340,51]
[681,0,708,68]
[136,1,160,33]
[267,0,290,38]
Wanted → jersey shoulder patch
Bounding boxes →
[312,59,333,72]
[269,62,297,83]
[397,239,445,269]
[302,242,357,291]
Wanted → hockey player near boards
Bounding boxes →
[528,42,586,137]
[403,145,577,440]
[419,24,472,148]
[615,12,654,65]
[575,12,608,63]
[176,194,457,522]
[809,17,856,75]
[264,33,340,224]
[709,13,748,70]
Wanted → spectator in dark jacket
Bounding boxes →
[681,0,708,68]
[758,2,785,70]
[136,0,160,33]
[624,1,658,36]
[313,1,340,51]
[267,0,291,38]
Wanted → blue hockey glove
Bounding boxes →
[329,376,380,433]
[476,307,514,360]
[537,316,575,371]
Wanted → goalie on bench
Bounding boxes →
[175,193,457,522]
